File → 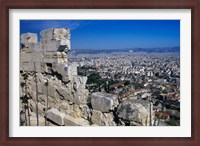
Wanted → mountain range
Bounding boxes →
[72,46,180,54]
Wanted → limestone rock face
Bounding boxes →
[91,110,116,126]
[91,92,119,113]
[45,108,65,125]
[116,99,154,126]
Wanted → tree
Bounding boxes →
[20,81,27,126]
[21,72,31,126]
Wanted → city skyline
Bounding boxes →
[20,20,180,50]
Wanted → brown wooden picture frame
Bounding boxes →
[0,0,199,145]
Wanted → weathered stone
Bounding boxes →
[40,28,70,40]
[40,28,70,52]
[53,63,69,76]
[72,75,87,91]
[64,115,90,126]
[36,73,46,84]
[30,82,43,94]
[43,52,68,64]
[29,112,46,126]
[91,92,119,113]
[68,63,78,79]
[67,104,81,118]
[20,62,43,72]
[91,110,116,126]
[29,43,43,52]
[79,104,91,120]
[55,83,73,102]
[41,39,62,52]
[40,28,54,39]
[73,89,89,105]
[20,52,32,62]
[62,75,70,82]
[20,52,44,72]
[21,33,38,47]
[59,102,71,114]
[42,82,56,98]
[53,28,70,40]
[116,99,154,126]
[31,52,44,62]
[29,99,46,115]
[45,108,65,125]
[20,28,117,127]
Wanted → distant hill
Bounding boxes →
[72,46,180,54]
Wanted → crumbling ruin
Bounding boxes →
[20,28,154,126]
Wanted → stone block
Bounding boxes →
[45,108,65,125]
[91,110,116,126]
[40,28,54,39]
[20,62,44,73]
[91,92,119,113]
[40,28,70,52]
[68,63,78,77]
[20,52,44,72]
[43,52,67,64]
[31,52,44,62]
[72,76,87,91]
[54,63,69,76]
[41,39,61,52]
[40,28,70,40]
[20,52,32,62]
[29,43,43,52]
[64,115,90,126]
[53,28,70,40]
[116,99,154,126]
[73,89,89,105]
[21,33,38,47]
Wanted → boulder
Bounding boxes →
[45,108,65,125]
[116,99,154,126]
[91,110,116,126]
[91,92,119,113]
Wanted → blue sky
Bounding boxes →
[20,20,180,50]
